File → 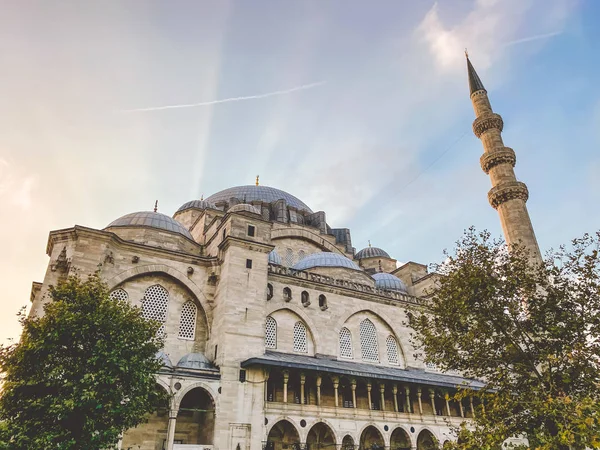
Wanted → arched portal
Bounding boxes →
[174,387,215,445]
[417,429,438,450]
[121,384,169,450]
[390,427,411,450]
[307,422,336,450]
[267,420,301,450]
[342,435,355,450]
[360,426,384,450]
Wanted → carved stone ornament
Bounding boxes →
[480,147,516,174]
[473,113,504,138]
[488,181,529,209]
[51,246,70,273]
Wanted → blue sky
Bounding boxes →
[0,0,597,342]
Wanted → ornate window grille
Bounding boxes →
[178,301,197,340]
[109,288,128,301]
[386,335,399,365]
[293,321,308,353]
[142,284,169,335]
[339,327,353,359]
[265,316,277,349]
[359,318,379,362]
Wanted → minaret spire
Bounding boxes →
[466,55,541,261]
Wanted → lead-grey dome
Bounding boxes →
[106,211,193,240]
[292,252,360,271]
[228,203,261,215]
[355,246,391,260]
[205,185,312,212]
[176,199,216,213]
[177,352,213,370]
[156,351,173,368]
[372,272,407,293]
[268,249,283,265]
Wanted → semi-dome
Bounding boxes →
[356,246,391,260]
[293,252,360,271]
[372,272,408,293]
[106,211,193,240]
[268,249,282,265]
[205,185,312,212]
[176,199,216,213]
[228,203,261,215]
[177,352,213,370]
[156,351,173,368]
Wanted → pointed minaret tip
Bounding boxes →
[466,52,486,96]
[154,200,158,213]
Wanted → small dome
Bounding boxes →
[293,252,360,271]
[156,351,173,368]
[268,249,282,265]
[372,272,408,293]
[206,185,312,212]
[177,352,213,370]
[356,246,391,260]
[176,199,216,213]
[228,203,261,215]
[106,211,193,240]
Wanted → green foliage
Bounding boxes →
[408,228,600,450]
[0,274,167,450]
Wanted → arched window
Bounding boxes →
[283,287,292,302]
[297,250,306,262]
[178,301,197,340]
[386,335,399,365]
[109,288,128,301]
[142,284,169,335]
[359,318,379,362]
[339,327,353,359]
[293,322,308,353]
[284,248,294,267]
[266,283,273,301]
[301,291,310,307]
[318,294,327,310]
[265,316,277,349]
[222,228,227,240]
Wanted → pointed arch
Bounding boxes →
[339,327,353,359]
[359,318,379,362]
[178,301,197,340]
[265,316,277,349]
[293,321,308,353]
[386,335,399,365]
[142,284,169,335]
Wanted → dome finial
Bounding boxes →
[200,194,204,201]
[154,200,158,213]
[368,240,372,247]
[255,175,260,186]
[465,48,469,59]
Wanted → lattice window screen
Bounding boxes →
[142,284,169,335]
[339,327,353,359]
[359,318,379,362]
[297,250,306,262]
[386,335,399,365]
[284,248,295,267]
[178,301,197,340]
[109,288,128,301]
[293,321,308,353]
[265,316,277,349]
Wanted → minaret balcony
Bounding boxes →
[480,147,516,174]
[488,181,529,209]
[472,113,504,138]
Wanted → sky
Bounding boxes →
[0,0,598,344]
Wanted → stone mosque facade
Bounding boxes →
[28,57,540,450]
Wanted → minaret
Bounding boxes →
[466,53,541,261]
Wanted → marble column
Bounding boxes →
[316,375,322,406]
[283,370,289,403]
[351,379,357,409]
[333,376,340,407]
[392,384,399,412]
[417,388,423,415]
[367,382,373,410]
[379,383,386,412]
[300,373,306,405]
[405,386,412,414]
[166,409,178,450]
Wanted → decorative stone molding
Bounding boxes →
[472,113,503,138]
[487,181,529,209]
[480,147,516,174]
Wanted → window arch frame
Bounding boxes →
[266,283,273,301]
[359,318,379,362]
[283,287,292,302]
[142,284,170,336]
[178,300,198,340]
[293,321,308,353]
[301,291,310,307]
[386,335,400,365]
[318,294,327,310]
[265,316,277,349]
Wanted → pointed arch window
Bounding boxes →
[359,318,379,362]
[109,288,128,301]
[386,335,399,365]
[339,327,353,359]
[142,284,169,335]
[293,321,308,353]
[178,301,197,340]
[265,316,277,349]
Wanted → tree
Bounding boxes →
[408,228,600,450]
[0,274,167,450]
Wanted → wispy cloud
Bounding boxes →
[504,30,563,47]
[122,81,327,112]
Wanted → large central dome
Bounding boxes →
[205,185,312,212]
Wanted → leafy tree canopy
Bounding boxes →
[408,228,600,450]
[0,274,167,450]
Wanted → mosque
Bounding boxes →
[28,56,540,450]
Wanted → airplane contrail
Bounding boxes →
[122,81,327,112]
[504,31,562,47]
